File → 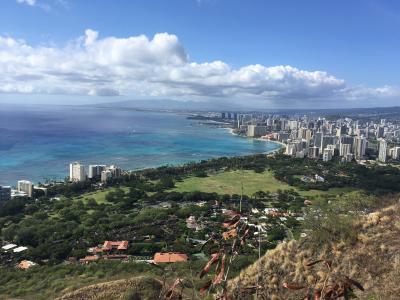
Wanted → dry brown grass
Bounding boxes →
[56,276,163,300]
[229,200,400,299]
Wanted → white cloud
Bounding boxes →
[16,0,51,12]
[0,29,398,107]
[16,0,37,6]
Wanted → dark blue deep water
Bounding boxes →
[0,105,281,186]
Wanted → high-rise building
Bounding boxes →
[377,126,385,138]
[17,180,33,198]
[308,146,319,159]
[285,140,303,156]
[378,139,387,162]
[390,147,400,160]
[305,129,313,143]
[247,125,268,137]
[278,132,289,142]
[340,135,354,147]
[69,162,86,182]
[0,186,11,202]
[354,137,367,160]
[100,165,122,183]
[88,165,106,179]
[341,153,354,163]
[297,128,305,139]
[107,165,122,178]
[321,135,335,151]
[336,125,347,137]
[340,143,352,156]
[314,132,323,149]
[101,170,113,182]
[289,120,299,130]
[323,149,334,162]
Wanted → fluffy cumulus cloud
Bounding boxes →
[0,29,399,106]
[16,0,37,6]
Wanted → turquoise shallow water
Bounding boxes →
[0,105,281,186]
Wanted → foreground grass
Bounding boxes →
[172,170,357,198]
[0,258,237,300]
[0,261,162,300]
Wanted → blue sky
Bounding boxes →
[1,0,399,108]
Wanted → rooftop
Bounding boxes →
[2,244,17,250]
[18,260,37,270]
[103,240,129,251]
[79,255,99,263]
[13,246,28,253]
[153,252,188,263]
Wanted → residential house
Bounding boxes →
[153,252,188,263]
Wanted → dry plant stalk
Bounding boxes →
[198,212,252,299]
[283,259,364,300]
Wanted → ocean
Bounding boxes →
[0,105,281,186]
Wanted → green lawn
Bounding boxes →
[172,170,357,198]
[70,171,355,204]
[72,186,130,204]
[173,170,288,195]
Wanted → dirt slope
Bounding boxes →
[229,201,400,300]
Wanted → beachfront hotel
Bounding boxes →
[69,162,86,182]
[17,180,33,198]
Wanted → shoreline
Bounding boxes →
[126,128,284,175]
[1,113,284,186]
[227,128,286,154]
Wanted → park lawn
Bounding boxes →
[173,170,291,195]
[172,170,357,198]
[71,186,130,204]
[299,187,359,198]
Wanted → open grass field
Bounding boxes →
[172,170,357,198]
[69,170,356,204]
[72,186,130,204]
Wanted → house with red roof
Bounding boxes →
[79,255,100,264]
[153,252,188,263]
[103,240,129,251]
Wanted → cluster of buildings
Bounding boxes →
[69,162,122,183]
[228,113,400,163]
[0,243,34,269]
[0,162,122,202]
[0,180,47,202]
[78,240,188,264]
[1,243,28,253]
[79,240,130,263]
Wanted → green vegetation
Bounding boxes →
[0,261,162,300]
[229,196,400,300]
[172,169,358,198]
[71,187,130,204]
[173,170,288,195]
[1,153,400,299]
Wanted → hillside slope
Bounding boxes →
[56,276,163,300]
[229,201,400,300]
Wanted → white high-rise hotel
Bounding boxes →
[17,180,33,198]
[69,162,86,182]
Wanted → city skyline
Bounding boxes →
[1,0,400,108]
